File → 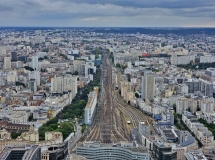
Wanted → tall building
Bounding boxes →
[63,76,78,96]
[31,56,38,70]
[11,51,17,61]
[29,71,41,86]
[199,78,213,97]
[4,57,11,69]
[141,74,155,101]
[185,79,199,93]
[0,47,6,55]
[51,77,63,93]
[51,76,77,98]
[73,60,85,76]
[29,79,37,93]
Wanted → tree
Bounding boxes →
[122,65,127,70]
[135,93,140,98]
[24,66,34,71]
[28,113,33,121]
[15,81,26,87]
[11,132,21,139]
[44,55,48,59]
[81,123,86,133]
[197,107,201,111]
[172,104,176,112]
[95,54,100,59]
[73,71,78,75]
[46,117,58,126]
[116,63,121,68]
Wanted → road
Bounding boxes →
[69,121,82,151]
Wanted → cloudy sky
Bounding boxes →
[0,0,215,27]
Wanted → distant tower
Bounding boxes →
[141,74,155,101]
[29,71,41,86]
[4,57,11,69]
[31,56,38,70]
[11,52,17,61]
[29,79,37,93]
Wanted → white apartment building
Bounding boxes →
[51,75,77,98]
[196,127,214,146]
[73,60,86,76]
[182,111,214,146]
[176,97,189,114]
[196,111,215,124]
[200,56,215,63]
[114,54,139,66]
[200,98,214,112]
[4,57,11,69]
[84,91,97,125]
[31,56,38,70]
[170,54,195,65]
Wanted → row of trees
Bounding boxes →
[178,62,215,70]
[38,68,101,140]
[174,113,203,147]
[39,118,74,140]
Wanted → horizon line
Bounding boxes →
[0,26,215,28]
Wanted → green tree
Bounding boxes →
[73,71,78,75]
[46,117,58,126]
[197,107,201,111]
[24,66,34,71]
[172,104,176,112]
[44,55,48,59]
[11,132,21,139]
[15,81,26,87]
[116,63,121,68]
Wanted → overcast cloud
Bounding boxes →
[0,0,214,27]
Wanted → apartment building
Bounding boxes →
[170,54,195,65]
[3,57,11,69]
[51,75,77,98]
[84,91,97,125]
[200,55,215,63]
[141,74,155,101]
[182,111,214,146]
[199,78,213,97]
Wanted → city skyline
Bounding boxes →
[0,0,215,27]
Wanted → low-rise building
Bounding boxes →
[76,141,149,160]
[0,145,41,160]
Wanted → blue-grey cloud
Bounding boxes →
[53,0,215,9]
[0,0,214,27]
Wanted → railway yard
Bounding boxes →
[82,54,155,143]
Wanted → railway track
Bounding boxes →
[83,53,155,143]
